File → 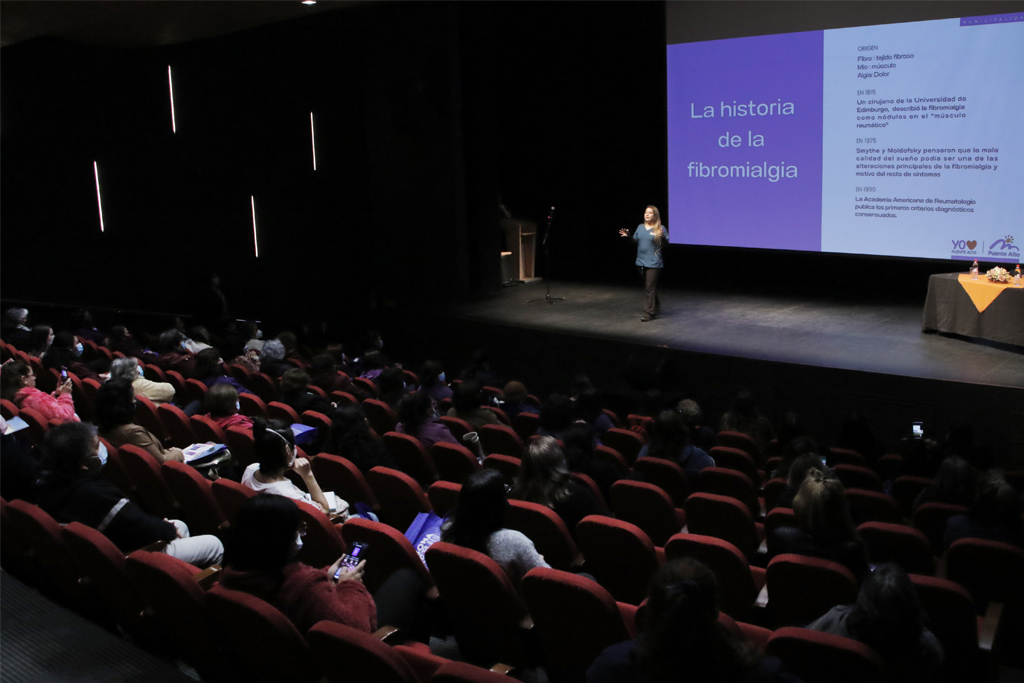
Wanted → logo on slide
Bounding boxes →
[950,239,979,257]
[988,235,1019,257]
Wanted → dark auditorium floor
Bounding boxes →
[436,280,1024,388]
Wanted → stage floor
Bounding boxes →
[434,280,1024,389]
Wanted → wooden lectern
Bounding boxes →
[501,218,538,282]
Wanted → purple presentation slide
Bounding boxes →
[667,31,824,250]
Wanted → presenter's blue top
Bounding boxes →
[633,224,668,268]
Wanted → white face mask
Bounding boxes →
[438,372,446,383]
[96,442,108,467]
[290,533,304,560]
[137,366,145,377]
[235,401,241,412]
[75,342,84,356]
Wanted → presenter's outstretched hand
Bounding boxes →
[618,228,629,237]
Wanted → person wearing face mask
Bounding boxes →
[95,379,184,463]
[220,494,428,636]
[41,331,100,381]
[241,418,334,514]
[156,329,197,379]
[109,356,176,405]
[417,360,452,403]
[395,392,458,450]
[34,422,222,566]
[1,360,78,424]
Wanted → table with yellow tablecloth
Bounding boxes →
[922,273,1024,347]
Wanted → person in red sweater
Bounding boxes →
[220,494,426,636]
[1,360,78,423]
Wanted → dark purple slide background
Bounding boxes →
[667,31,824,250]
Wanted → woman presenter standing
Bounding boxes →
[619,205,668,322]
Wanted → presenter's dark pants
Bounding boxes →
[638,266,662,316]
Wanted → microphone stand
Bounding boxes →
[528,206,565,305]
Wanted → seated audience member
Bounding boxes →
[563,423,622,503]
[536,393,577,441]
[156,329,197,379]
[773,451,826,510]
[1,360,78,424]
[900,433,942,479]
[309,353,350,394]
[279,367,333,416]
[447,379,501,432]
[500,380,538,423]
[911,455,976,514]
[26,325,54,359]
[836,411,886,466]
[108,324,148,359]
[676,398,718,453]
[809,563,944,683]
[2,307,32,348]
[277,330,312,365]
[376,367,408,411]
[637,410,715,483]
[194,348,251,395]
[943,469,1024,550]
[358,350,387,384]
[184,326,214,354]
[719,390,775,459]
[69,308,108,346]
[773,411,805,459]
[458,350,501,387]
[1,416,39,502]
[326,404,396,474]
[934,418,991,471]
[42,331,100,381]
[109,356,175,405]
[576,389,615,438]
[35,422,222,566]
[510,436,605,537]
[418,360,453,403]
[95,379,184,463]
[588,558,799,683]
[241,418,334,514]
[231,340,263,375]
[396,392,458,450]
[768,469,869,581]
[441,468,550,590]
[220,494,426,634]
[205,383,254,431]
[259,338,290,378]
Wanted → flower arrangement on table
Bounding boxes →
[986,267,1012,283]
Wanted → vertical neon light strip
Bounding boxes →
[93,162,105,232]
[168,66,177,133]
[310,112,317,171]
[251,196,259,258]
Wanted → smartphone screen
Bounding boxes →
[333,542,368,580]
[912,422,923,437]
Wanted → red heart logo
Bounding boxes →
[967,240,977,250]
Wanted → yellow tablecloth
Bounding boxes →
[956,274,1016,313]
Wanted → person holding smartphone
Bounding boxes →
[221,494,426,635]
[0,360,78,424]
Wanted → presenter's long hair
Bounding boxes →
[646,205,664,245]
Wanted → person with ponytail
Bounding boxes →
[588,558,798,683]
[619,205,668,322]
[241,418,336,515]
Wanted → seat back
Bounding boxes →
[479,424,523,458]
[225,425,257,469]
[190,414,228,445]
[16,406,50,443]
[339,517,434,594]
[632,456,691,507]
[833,464,883,492]
[593,445,630,476]
[0,497,36,585]
[610,480,685,547]
[306,620,420,683]
[296,501,347,569]
[426,480,461,518]
[238,392,269,420]
[363,399,398,436]
[717,430,761,464]
[248,372,279,404]
[119,444,179,519]
[697,466,760,518]
[845,489,902,524]
[425,541,531,667]
[481,454,521,486]
[506,499,582,571]
[875,453,904,482]
[763,506,797,537]
[366,466,431,531]
[684,492,761,558]
[300,410,332,455]
[891,475,934,518]
[430,441,481,484]
[6,500,90,610]
[158,403,197,448]
[912,502,968,555]
[576,515,661,605]
[513,411,540,442]
[161,461,226,536]
[569,472,609,511]
[601,428,645,466]
[267,401,301,424]
[439,416,472,443]
[910,574,982,681]
[185,378,208,406]
[143,363,167,383]
[827,447,866,467]
[163,370,188,403]
[709,446,762,487]
[762,477,787,512]
[765,627,884,683]
[665,533,762,618]
[133,394,169,442]
[98,439,137,503]
[211,477,256,525]
[857,521,935,575]
[352,377,378,398]
[521,567,633,683]
[312,453,380,510]
[946,538,1024,610]
[766,554,859,626]
[0,397,19,419]
[382,431,438,487]
[206,584,320,683]
[225,363,252,386]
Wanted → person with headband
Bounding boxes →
[241,418,341,517]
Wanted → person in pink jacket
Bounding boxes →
[1,360,79,423]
